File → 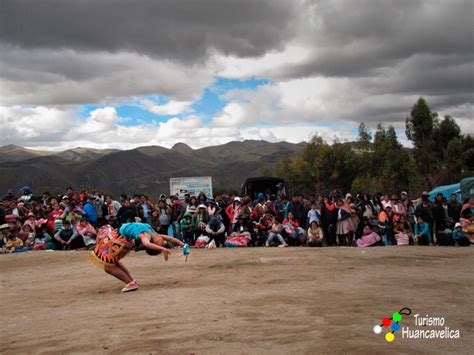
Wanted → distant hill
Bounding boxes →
[0,140,305,198]
[0,145,53,164]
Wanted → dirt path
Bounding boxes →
[1,247,473,354]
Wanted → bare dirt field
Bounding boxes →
[1,246,473,354]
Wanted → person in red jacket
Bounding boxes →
[225,197,242,233]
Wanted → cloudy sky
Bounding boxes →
[0,0,472,150]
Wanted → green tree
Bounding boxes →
[405,97,438,189]
[432,115,461,160]
[357,122,372,146]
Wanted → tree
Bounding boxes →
[357,122,372,145]
[432,115,461,160]
[405,97,438,189]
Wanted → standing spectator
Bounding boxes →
[321,197,337,246]
[61,201,84,227]
[379,204,395,245]
[48,203,64,234]
[390,194,406,217]
[105,195,122,223]
[94,196,107,227]
[307,203,321,226]
[157,200,171,234]
[139,194,153,224]
[117,199,138,225]
[18,186,33,203]
[180,206,197,245]
[65,186,79,202]
[448,194,462,223]
[170,196,186,240]
[336,199,351,246]
[83,196,98,227]
[226,197,242,233]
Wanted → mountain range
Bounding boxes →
[0,141,305,199]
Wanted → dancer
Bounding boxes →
[91,222,189,293]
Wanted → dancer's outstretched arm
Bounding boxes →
[151,230,185,247]
[138,233,170,260]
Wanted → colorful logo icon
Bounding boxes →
[373,307,411,342]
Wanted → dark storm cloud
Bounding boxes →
[0,0,299,60]
[278,0,473,79]
[0,0,472,127]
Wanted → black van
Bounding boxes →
[240,177,286,197]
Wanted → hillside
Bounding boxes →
[0,140,305,198]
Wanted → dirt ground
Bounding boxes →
[1,246,473,354]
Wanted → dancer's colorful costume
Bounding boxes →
[91,225,133,269]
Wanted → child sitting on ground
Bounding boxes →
[453,222,470,246]
[20,224,35,249]
[307,221,323,247]
[33,223,53,250]
[6,233,24,253]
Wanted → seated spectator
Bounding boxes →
[453,222,470,246]
[265,216,288,247]
[205,217,226,247]
[414,216,431,245]
[394,215,413,246]
[75,219,97,250]
[356,225,381,247]
[257,212,273,246]
[307,221,323,247]
[54,221,82,250]
[196,204,210,234]
[23,212,40,234]
[33,223,54,250]
[6,232,24,253]
[20,224,35,248]
[460,198,474,227]
[283,212,306,245]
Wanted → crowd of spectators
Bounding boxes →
[1,185,473,253]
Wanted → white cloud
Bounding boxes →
[0,105,360,151]
[141,99,193,116]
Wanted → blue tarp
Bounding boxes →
[428,183,461,202]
